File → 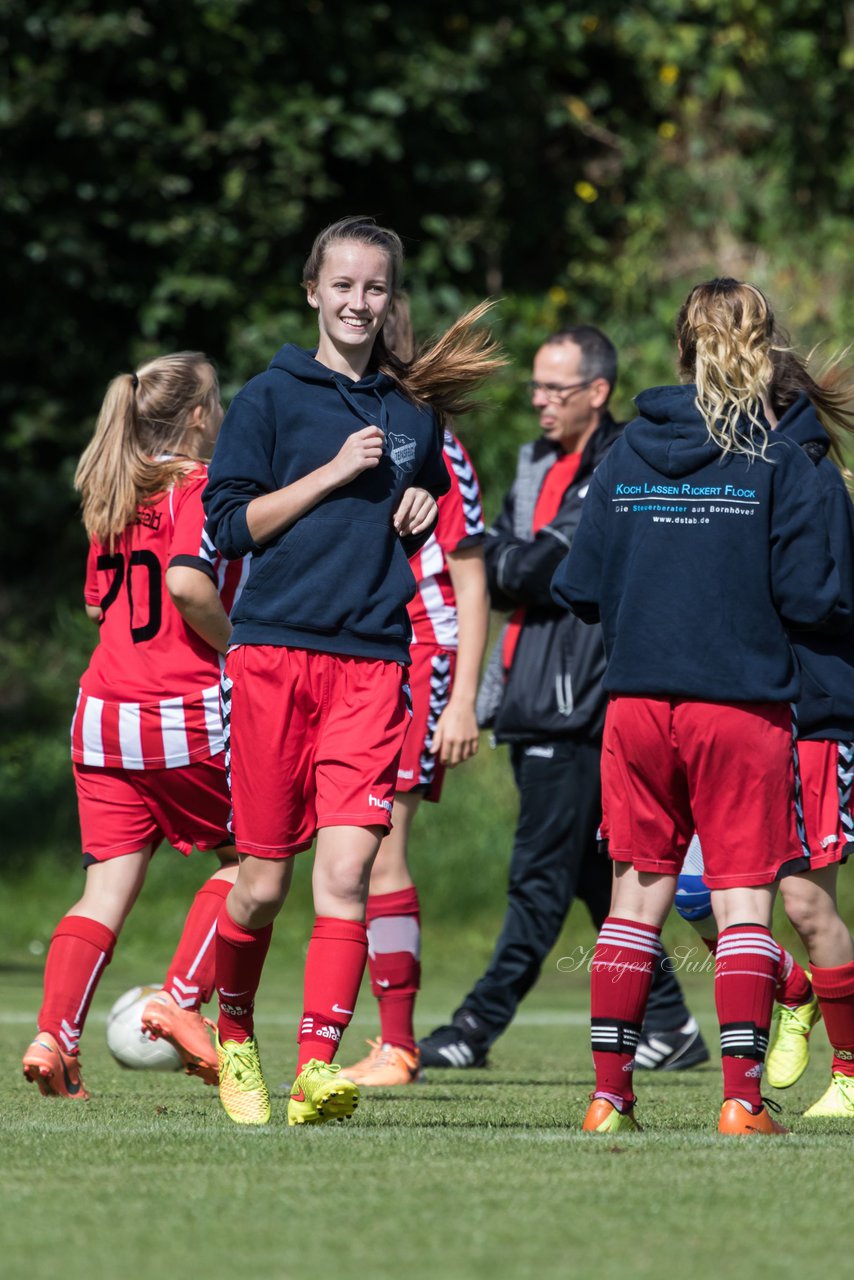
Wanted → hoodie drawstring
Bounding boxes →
[331,375,390,436]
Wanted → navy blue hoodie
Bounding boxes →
[203,345,450,663]
[551,384,840,702]
[776,394,854,738]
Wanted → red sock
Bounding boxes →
[215,906,273,1043]
[297,916,368,1072]
[715,925,779,1107]
[366,887,420,1054]
[164,877,231,1009]
[774,946,813,1008]
[591,916,662,1108]
[38,915,117,1055]
[810,960,854,1077]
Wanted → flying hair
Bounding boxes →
[74,352,219,548]
[676,278,778,461]
[769,337,854,493]
[303,216,506,419]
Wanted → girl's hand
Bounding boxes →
[429,699,480,767]
[329,426,385,486]
[393,487,437,537]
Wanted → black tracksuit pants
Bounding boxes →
[455,738,690,1044]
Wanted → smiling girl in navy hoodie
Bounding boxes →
[553,278,841,1136]
[203,216,502,1126]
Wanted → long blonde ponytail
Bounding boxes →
[75,352,218,547]
[677,279,777,461]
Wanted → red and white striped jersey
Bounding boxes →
[72,464,248,770]
[408,431,484,649]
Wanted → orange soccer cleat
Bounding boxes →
[582,1096,641,1133]
[718,1099,790,1136]
[141,989,218,1085]
[353,1042,423,1087]
[22,1031,90,1101]
[340,1037,384,1083]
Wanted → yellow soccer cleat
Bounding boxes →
[216,1034,271,1125]
[288,1058,359,1126]
[803,1071,854,1118]
[765,992,821,1089]
[581,1096,641,1133]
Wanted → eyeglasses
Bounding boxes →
[525,378,595,401]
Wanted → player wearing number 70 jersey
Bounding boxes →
[23,352,246,1102]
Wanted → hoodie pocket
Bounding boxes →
[240,527,305,601]
[244,517,415,638]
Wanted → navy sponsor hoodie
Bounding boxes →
[551,383,840,703]
[776,394,854,738]
[203,344,450,663]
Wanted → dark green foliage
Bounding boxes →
[2,2,852,858]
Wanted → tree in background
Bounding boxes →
[1,2,852,856]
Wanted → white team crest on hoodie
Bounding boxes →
[387,432,417,475]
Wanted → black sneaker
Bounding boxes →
[417,1011,490,1068]
[633,1016,710,1071]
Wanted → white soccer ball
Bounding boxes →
[106,985,182,1072]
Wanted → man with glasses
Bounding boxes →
[418,327,708,1072]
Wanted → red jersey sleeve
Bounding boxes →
[436,433,485,555]
[84,541,100,606]
[166,468,218,585]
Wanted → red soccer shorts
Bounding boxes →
[74,753,232,863]
[602,695,807,888]
[224,645,410,857]
[798,738,854,868]
[396,645,456,803]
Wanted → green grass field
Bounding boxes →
[2,853,853,1280]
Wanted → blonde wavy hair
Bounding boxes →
[75,352,219,547]
[677,278,778,461]
[302,216,506,420]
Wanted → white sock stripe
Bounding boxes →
[716,942,781,961]
[596,937,662,958]
[74,953,107,1025]
[716,933,779,950]
[171,976,201,997]
[60,1018,80,1053]
[599,924,662,949]
[715,969,778,981]
[184,919,218,982]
